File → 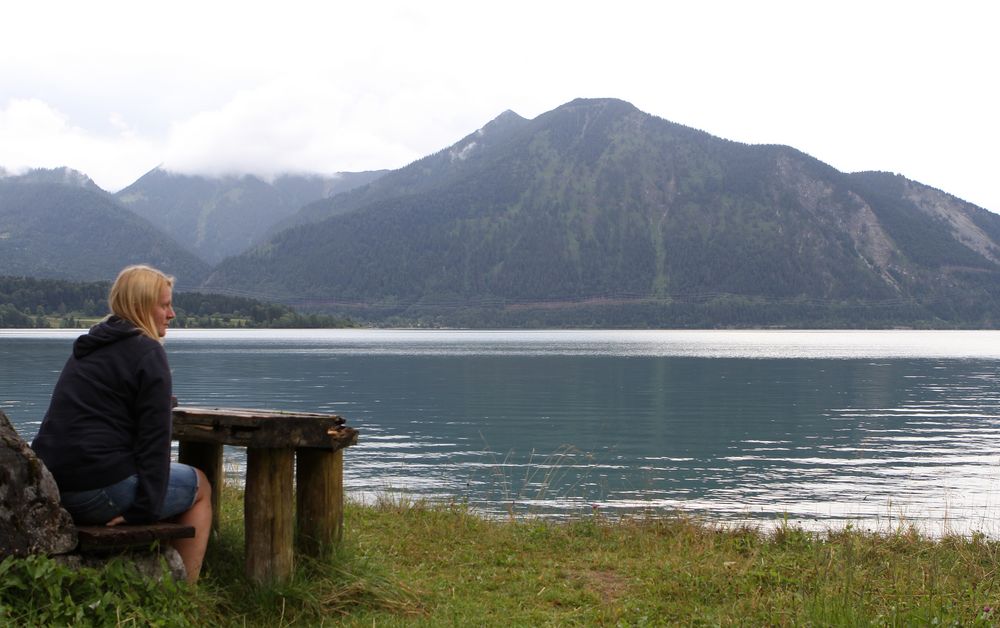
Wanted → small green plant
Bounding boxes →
[479,439,608,520]
[0,553,202,626]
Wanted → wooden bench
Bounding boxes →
[74,523,195,552]
[172,405,358,584]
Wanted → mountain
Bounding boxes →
[115,168,387,264]
[272,109,531,233]
[0,169,209,289]
[203,98,1000,327]
[1,166,106,192]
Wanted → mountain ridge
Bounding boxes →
[203,98,1000,327]
[5,99,999,328]
[116,167,387,264]
[0,170,210,289]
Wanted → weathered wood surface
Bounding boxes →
[245,448,295,583]
[296,448,344,554]
[172,406,358,450]
[172,405,358,584]
[177,440,223,534]
[75,523,195,550]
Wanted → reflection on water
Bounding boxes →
[4,329,1000,535]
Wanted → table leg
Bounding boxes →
[296,448,344,555]
[177,441,223,534]
[245,447,294,584]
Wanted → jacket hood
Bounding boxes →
[73,316,144,359]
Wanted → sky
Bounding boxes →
[1,1,996,212]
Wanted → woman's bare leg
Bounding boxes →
[170,468,212,584]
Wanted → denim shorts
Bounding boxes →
[59,462,199,525]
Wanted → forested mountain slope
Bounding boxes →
[203,98,1000,327]
[0,169,209,289]
[116,168,386,264]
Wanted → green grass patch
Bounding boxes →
[0,553,207,626]
[4,491,1000,625]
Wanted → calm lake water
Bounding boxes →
[4,328,1000,536]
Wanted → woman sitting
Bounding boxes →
[32,264,211,584]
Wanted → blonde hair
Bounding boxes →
[108,265,175,341]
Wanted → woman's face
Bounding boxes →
[152,285,175,337]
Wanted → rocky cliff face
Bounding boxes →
[902,181,1000,265]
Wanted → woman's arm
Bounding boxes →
[120,344,174,523]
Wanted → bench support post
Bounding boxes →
[245,447,294,584]
[296,448,344,555]
[177,441,223,534]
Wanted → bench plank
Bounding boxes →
[75,523,195,550]
[173,406,358,450]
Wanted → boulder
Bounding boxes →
[1,410,187,581]
[0,410,77,557]
[57,547,187,582]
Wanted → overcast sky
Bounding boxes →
[1,1,995,211]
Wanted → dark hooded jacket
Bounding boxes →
[31,316,173,523]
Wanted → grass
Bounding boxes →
[6,490,1000,625]
[331,501,1000,626]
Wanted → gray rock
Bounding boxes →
[1,410,188,582]
[0,410,77,557]
[57,546,188,582]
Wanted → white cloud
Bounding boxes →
[160,74,491,180]
[0,99,160,190]
[0,1,996,209]
[163,80,396,178]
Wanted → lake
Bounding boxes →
[3,328,1000,536]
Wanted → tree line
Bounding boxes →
[0,276,357,329]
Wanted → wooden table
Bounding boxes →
[171,406,358,584]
